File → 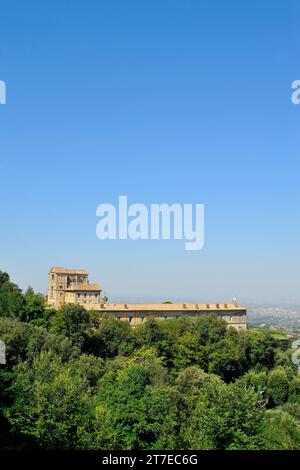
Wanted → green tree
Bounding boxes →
[50,304,91,348]
[175,366,222,446]
[182,380,263,450]
[171,333,203,370]
[274,350,292,368]
[95,347,177,449]
[135,318,169,357]
[5,352,98,449]
[0,271,24,320]
[245,330,276,369]
[260,409,300,449]
[194,314,227,346]
[84,317,134,358]
[289,376,300,403]
[69,354,106,388]
[0,317,76,368]
[20,287,49,326]
[208,329,247,382]
[267,367,289,407]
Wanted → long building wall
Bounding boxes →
[94,303,247,331]
[47,268,247,331]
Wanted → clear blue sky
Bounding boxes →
[0,1,299,304]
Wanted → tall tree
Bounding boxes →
[50,304,91,348]
[0,271,24,320]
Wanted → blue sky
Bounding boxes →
[0,0,299,304]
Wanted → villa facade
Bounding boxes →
[47,267,247,331]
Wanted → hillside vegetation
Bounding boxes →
[1,270,300,450]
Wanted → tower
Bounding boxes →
[47,267,101,309]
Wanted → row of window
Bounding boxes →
[77,293,99,298]
[124,315,236,323]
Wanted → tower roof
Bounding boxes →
[50,267,88,275]
[65,283,102,292]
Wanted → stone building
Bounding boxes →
[47,267,247,331]
[97,302,247,331]
[47,267,102,309]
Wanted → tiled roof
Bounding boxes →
[65,283,102,292]
[50,267,88,275]
[97,303,246,312]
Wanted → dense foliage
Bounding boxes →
[0,270,300,450]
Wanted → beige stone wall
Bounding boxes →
[97,309,247,331]
[47,272,65,308]
[74,292,100,308]
[64,291,76,304]
[47,270,90,309]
